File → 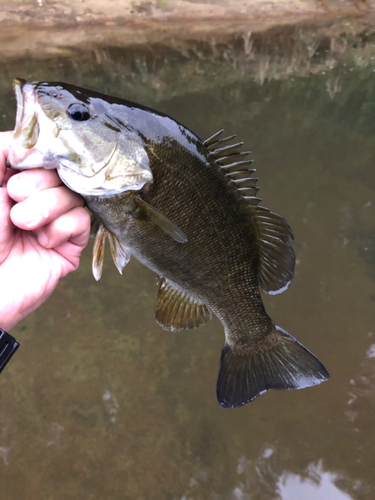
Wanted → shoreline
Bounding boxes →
[0,0,373,30]
[1,12,375,59]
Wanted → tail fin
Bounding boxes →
[216,326,329,408]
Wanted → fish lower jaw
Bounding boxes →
[58,165,151,197]
[92,178,151,197]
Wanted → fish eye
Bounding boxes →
[67,103,91,121]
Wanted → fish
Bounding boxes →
[8,78,329,408]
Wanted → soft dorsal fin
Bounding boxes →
[204,130,294,294]
[155,278,212,331]
[92,223,131,280]
[254,206,295,294]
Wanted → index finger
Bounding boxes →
[7,168,63,203]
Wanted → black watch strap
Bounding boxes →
[0,328,20,374]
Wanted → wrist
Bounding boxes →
[0,288,24,331]
[0,328,20,373]
[0,311,22,331]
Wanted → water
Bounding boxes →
[0,20,375,500]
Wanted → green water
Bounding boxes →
[0,23,375,500]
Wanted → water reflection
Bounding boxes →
[278,462,353,500]
[0,20,375,500]
[232,457,354,500]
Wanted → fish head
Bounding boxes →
[8,78,152,196]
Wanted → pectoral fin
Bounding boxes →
[135,196,188,243]
[155,278,211,330]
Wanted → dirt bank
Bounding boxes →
[1,0,375,83]
[0,0,374,28]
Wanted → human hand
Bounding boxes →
[0,131,91,330]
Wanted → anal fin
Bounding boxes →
[155,278,212,331]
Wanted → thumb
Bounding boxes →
[0,131,16,263]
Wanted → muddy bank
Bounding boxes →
[1,0,375,69]
[0,0,374,29]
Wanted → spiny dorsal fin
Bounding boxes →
[92,224,106,281]
[204,130,294,293]
[211,142,244,158]
[207,134,237,150]
[254,206,295,294]
[203,129,225,148]
[92,223,131,280]
[155,278,212,331]
[204,130,261,207]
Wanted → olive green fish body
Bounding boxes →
[9,79,329,407]
[86,134,273,347]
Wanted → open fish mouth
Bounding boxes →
[9,78,153,195]
[13,78,40,150]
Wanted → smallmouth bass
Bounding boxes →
[8,79,329,408]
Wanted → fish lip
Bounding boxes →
[13,78,27,132]
[12,78,40,150]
